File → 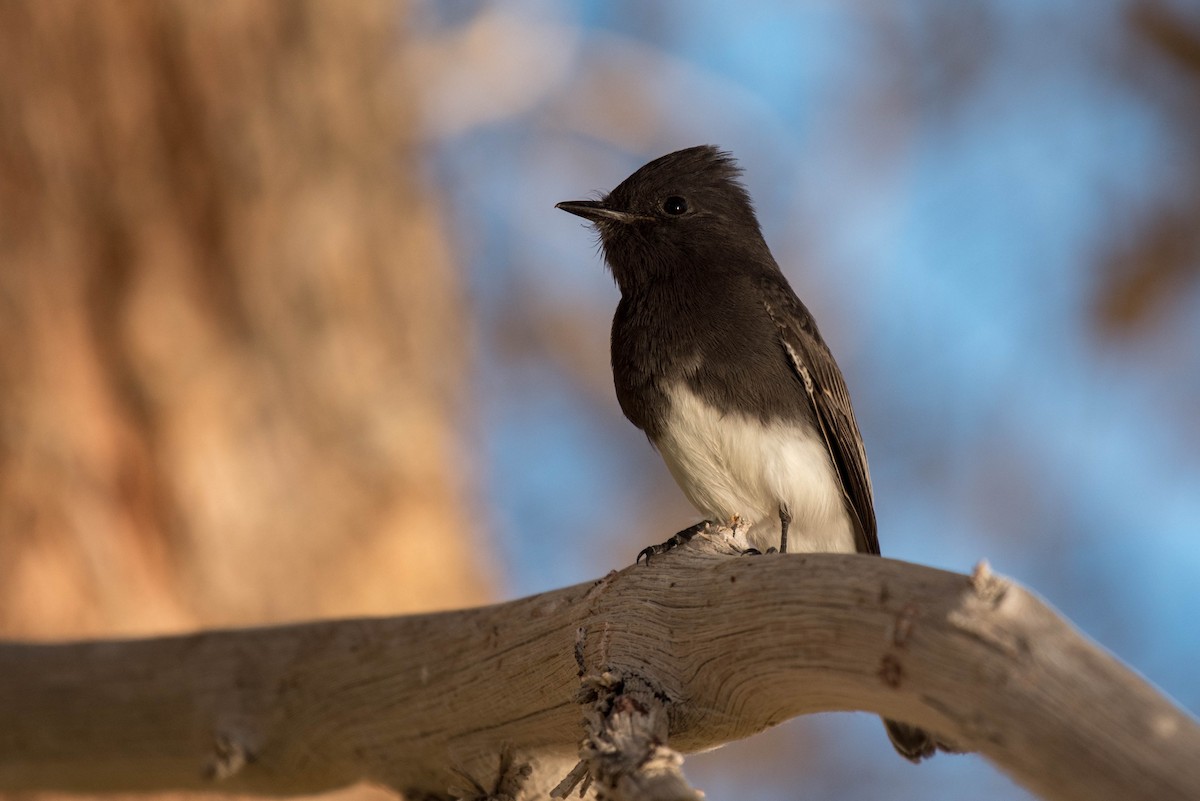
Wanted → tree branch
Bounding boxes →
[0,528,1196,800]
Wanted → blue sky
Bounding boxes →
[416,2,1199,798]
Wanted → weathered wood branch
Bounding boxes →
[1,528,1197,800]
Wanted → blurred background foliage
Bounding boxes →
[0,2,1197,801]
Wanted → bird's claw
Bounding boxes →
[636,544,667,565]
[636,521,708,565]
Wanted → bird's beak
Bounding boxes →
[555,200,648,224]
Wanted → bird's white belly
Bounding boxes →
[656,383,858,554]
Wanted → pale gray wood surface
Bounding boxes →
[1,529,1196,800]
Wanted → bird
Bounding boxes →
[556,145,944,763]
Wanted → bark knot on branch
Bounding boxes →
[553,671,701,801]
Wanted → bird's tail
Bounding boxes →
[883,718,960,763]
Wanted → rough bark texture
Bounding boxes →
[1,531,1196,801]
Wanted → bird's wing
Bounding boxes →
[759,277,879,555]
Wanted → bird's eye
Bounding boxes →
[662,196,688,216]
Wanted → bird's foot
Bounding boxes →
[740,546,778,557]
[637,521,708,565]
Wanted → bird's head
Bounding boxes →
[557,145,767,291]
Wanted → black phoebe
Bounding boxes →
[557,145,944,763]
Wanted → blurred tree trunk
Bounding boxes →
[0,0,488,641]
